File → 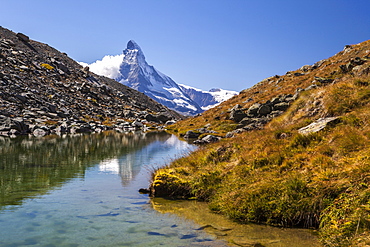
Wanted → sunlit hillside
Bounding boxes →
[153,40,370,246]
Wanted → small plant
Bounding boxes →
[40,63,54,70]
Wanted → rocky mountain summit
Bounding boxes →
[0,27,182,137]
[84,40,237,115]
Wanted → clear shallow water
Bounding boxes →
[152,199,321,247]
[0,131,228,247]
[0,131,320,247]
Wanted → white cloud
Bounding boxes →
[80,54,124,79]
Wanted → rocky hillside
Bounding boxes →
[0,27,182,137]
[151,40,370,246]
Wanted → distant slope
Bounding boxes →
[83,40,237,115]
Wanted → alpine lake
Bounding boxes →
[0,131,320,246]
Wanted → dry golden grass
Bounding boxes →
[158,39,370,246]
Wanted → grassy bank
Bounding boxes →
[151,41,370,246]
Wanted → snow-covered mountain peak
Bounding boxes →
[82,40,237,115]
[122,40,146,66]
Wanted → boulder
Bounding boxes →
[257,104,272,116]
[313,77,334,84]
[193,135,221,144]
[16,33,30,43]
[273,102,290,111]
[183,130,200,139]
[10,118,30,134]
[300,65,313,72]
[156,113,172,123]
[33,128,48,137]
[229,109,247,122]
[298,117,340,135]
[165,120,176,125]
[247,103,261,117]
[145,113,157,122]
[239,117,260,126]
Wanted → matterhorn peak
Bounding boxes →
[126,40,142,51]
[84,40,237,115]
[122,40,146,65]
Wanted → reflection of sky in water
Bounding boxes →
[99,135,197,186]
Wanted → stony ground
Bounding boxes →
[0,27,182,137]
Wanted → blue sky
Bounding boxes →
[1,0,369,91]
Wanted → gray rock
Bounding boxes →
[271,96,282,105]
[305,84,318,91]
[239,117,259,126]
[9,129,19,135]
[193,135,221,144]
[10,119,29,134]
[273,102,290,111]
[145,113,157,122]
[225,132,235,138]
[55,124,68,133]
[229,109,247,122]
[16,33,30,42]
[132,120,144,128]
[300,65,312,72]
[247,103,261,117]
[70,125,92,134]
[257,104,272,116]
[183,130,200,139]
[298,117,340,135]
[229,104,243,112]
[165,120,176,125]
[33,128,47,137]
[269,110,284,118]
[242,123,262,131]
[314,77,334,84]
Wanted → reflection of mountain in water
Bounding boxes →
[99,134,192,186]
[0,131,172,209]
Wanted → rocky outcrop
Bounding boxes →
[225,92,298,137]
[0,27,182,137]
[182,91,300,144]
[181,124,220,144]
